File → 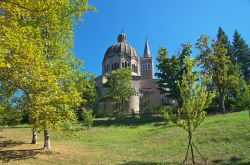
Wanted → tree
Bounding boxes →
[155,47,180,102]
[177,56,214,164]
[232,30,250,83]
[217,26,233,60]
[105,68,134,116]
[0,0,94,149]
[211,40,231,113]
[196,35,232,113]
[78,73,97,129]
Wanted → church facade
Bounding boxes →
[96,32,169,116]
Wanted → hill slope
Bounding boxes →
[0,111,249,164]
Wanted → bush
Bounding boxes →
[82,111,94,129]
[0,106,22,126]
[233,82,250,111]
[161,106,178,125]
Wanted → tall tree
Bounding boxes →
[196,35,232,113]
[105,68,134,116]
[0,0,94,149]
[232,30,250,82]
[156,44,192,105]
[217,26,233,60]
[156,47,180,101]
[178,56,214,164]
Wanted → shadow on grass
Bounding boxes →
[0,140,25,149]
[212,156,250,165]
[0,140,58,163]
[94,115,165,127]
[0,148,54,163]
[120,161,181,165]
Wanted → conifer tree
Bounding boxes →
[217,26,233,60]
[232,30,250,82]
[156,47,180,101]
[196,35,231,113]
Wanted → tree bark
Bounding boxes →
[43,130,51,150]
[190,134,195,164]
[184,139,190,163]
[219,93,225,113]
[31,129,37,144]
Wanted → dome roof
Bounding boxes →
[103,33,138,61]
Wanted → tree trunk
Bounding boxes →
[43,130,51,150]
[31,129,37,144]
[190,134,195,164]
[219,93,225,113]
[184,139,190,163]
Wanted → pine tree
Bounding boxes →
[196,35,232,113]
[217,26,233,60]
[232,30,250,83]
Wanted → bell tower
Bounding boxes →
[140,37,154,79]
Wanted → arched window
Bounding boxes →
[125,62,127,68]
[116,62,119,69]
[148,64,151,69]
[122,62,124,68]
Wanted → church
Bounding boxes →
[96,32,169,116]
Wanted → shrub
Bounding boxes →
[160,106,178,125]
[0,106,22,126]
[82,111,94,129]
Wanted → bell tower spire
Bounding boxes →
[143,36,151,57]
[140,36,154,79]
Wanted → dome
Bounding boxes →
[103,42,138,60]
[102,33,140,76]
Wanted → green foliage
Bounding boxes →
[196,34,232,113]
[217,26,233,59]
[105,68,134,116]
[231,75,250,111]
[232,30,250,82]
[177,56,215,134]
[161,106,177,125]
[140,94,151,115]
[77,73,98,120]
[0,0,94,131]
[156,47,180,100]
[177,55,215,163]
[196,29,250,113]
[0,106,22,126]
[82,110,94,129]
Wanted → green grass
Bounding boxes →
[0,111,249,164]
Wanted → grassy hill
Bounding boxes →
[0,111,249,164]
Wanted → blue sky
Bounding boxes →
[74,0,250,76]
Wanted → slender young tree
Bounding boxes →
[178,56,214,164]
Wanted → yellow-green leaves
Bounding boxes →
[177,55,215,134]
[0,0,93,130]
